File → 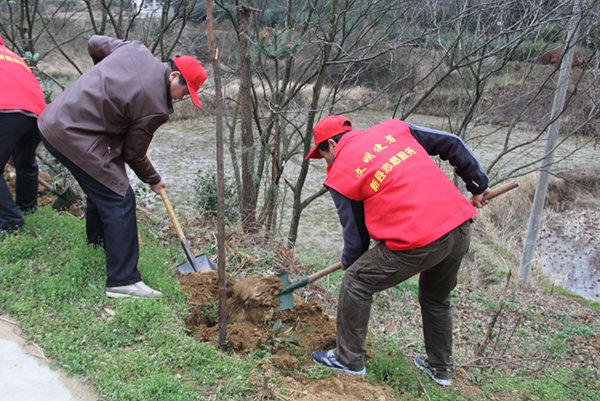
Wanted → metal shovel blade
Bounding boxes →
[278,262,343,310]
[278,271,311,310]
[176,253,215,274]
[278,271,294,310]
[51,187,79,210]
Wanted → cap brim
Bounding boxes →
[305,144,323,160]
[188,86,201,108]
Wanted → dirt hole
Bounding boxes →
[180,271,337,370]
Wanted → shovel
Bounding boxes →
[158,188,215,273]
[5,162,78,210]
[482,181,519,202]
[36,152,78,209]
[278,262,343,310]
[38,176,79,210]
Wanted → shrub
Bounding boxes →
[193,170,240,222]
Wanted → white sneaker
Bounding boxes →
[414,356,452,387]
[106,281,162,298]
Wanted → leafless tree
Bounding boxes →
[4,0,600,252]
[216,0,425,242]
[212,0,600,247]
[0,0,200,78]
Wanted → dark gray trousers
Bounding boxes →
[335,220,471,372]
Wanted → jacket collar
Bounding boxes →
[164,63,174,113]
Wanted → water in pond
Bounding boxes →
[539,224,600,302]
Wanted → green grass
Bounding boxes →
[0,207,259,401]
[541,280,600,311]
[2,207,599,401]
[468,239,511,285]
[474,367,599,401]
[366,342,464,400]
[390,277,419,298]
[365,334,599,401]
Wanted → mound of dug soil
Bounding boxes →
[180,271,337,368]
[180,271,396,400]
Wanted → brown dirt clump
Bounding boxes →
[278,373,396,401]
[230,276,281,324]
[180,271,336,366]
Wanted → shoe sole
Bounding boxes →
[413,358,452,387]
[106,291,162,299]
[106,291,135,298]
[312,356,366,376]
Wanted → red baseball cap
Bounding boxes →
[306,115,353,159]
[173,56,208,108]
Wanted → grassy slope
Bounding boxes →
[1,206,598,401]
[0,208,257,401]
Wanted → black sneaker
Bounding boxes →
[0,224,23,236]
[19,206,38,215]
[312,349,366,376]
[413,356,452,386]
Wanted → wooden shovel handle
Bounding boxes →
[159,188,185,241]
[307,262,343,284]
[482,181,519,202]
[37,176,56,193]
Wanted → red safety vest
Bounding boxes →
[324,119,477,251]
[0,44,45,115]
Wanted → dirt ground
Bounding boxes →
[180,271,337,366]
[273,374,395,401]
[179,271,397,400]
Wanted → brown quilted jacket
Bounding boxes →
[38,35,173,196]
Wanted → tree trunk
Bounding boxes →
[237,0,257,231]
[518,0,583,284]
[265,116,281,231]
[206,0,227,351]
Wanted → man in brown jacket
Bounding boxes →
[38,35,207,298]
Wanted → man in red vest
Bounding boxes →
[308,115,490,386]
[0,35,46,234]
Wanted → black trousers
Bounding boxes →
[0,113,40,231]
[41,138,141,287]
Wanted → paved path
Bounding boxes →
[0,316,98,401]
